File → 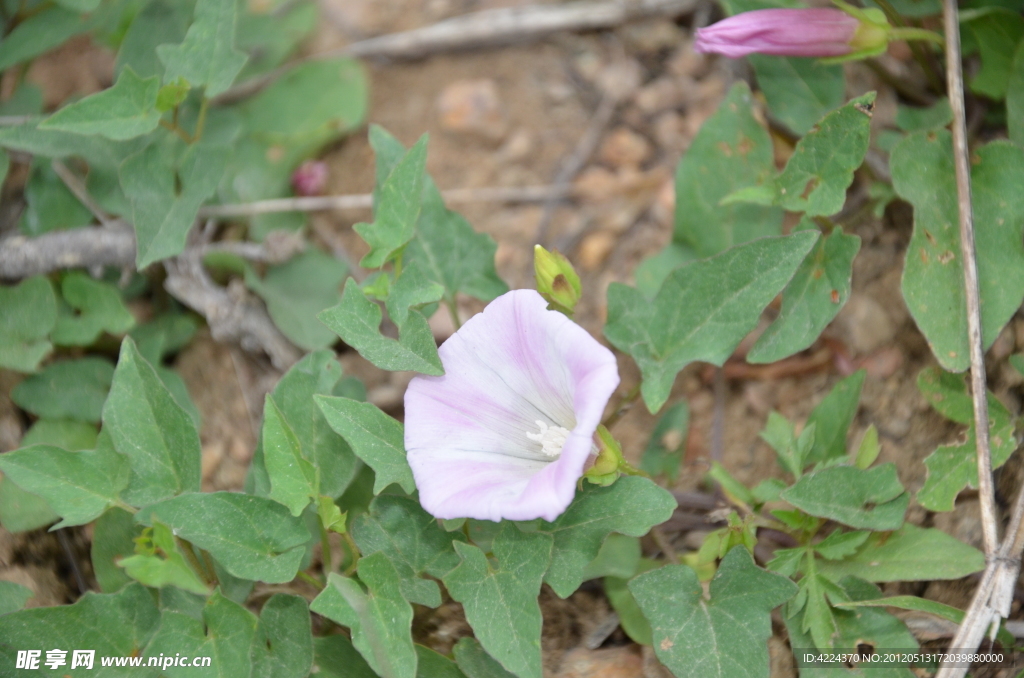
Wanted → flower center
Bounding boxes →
[525,420,571,459]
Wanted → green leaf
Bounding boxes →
[816,524,984,582]
[0,583,161,675]
[355,135,428,268]
[893,133,1024,371]
[40,67,162,140]
[318,279,444,375]
[137,492,312,583]
[452,638,516,678]
[145,590,258,678]
[20,158,93,236]
[310,555,417,678]
[156,0,248,97]
[248,351,359,499]
[760,412,815,477]
[443,523,552,678]
[966,10,1024,99]
[0,581,33,616]
[814,530,871,560]
[245,248,348,351]
[748,228,860,363]
[916,367,1018,511]
[1008,41,1024,145]
[805,369,866,466]
[119,520,210,595]
[262,395,318,516]
[640,401,689,481]
[605,231,818,412]
[895,98,952,132]
[12,357,114,422]
[0,7,90,72]
[537,476,676,598]
[748,56,845,136]
[116,0,192,79]
[92,507,140,592]
[130,312,199,365]
[351,495,467,608]
[52,272,136,346]
[313,635,378,678]
[581,533,642,581]
[673,82,782,258]
[0,118,146,170]
[103,338,201,505]
[0,276,56,372]
[834,594,965,623]
[385,261,445,328]
[315,395,416,494]
[635,242,698,299]
[250,594,314,678]
[728,94,875,217]
[629,547,797,678]
[854,425,880,469]
[235,1,317,80]
[121,139,229,268]
[361,128,506,303]
[604,560,662,645]
[0,437,128,530]
[790,568,846,649]
[780,464,908,530]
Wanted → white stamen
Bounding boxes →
[525,419,571,459]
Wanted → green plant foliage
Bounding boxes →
[0,7,91,72]
[537,477,676,598]
[0,276,57,372]
[0,581,33,616]
[804,370,866,466]
[452,638,516,678]
[41,67,162,140]
[748,56,846,136]
[310,554,417,678]
[965,9,1024,99]
[92,506,141,592]
[315,395,415,494]
[816,524,984,582]
[235,1,317,80]
[156,0,248,97]
[748,227,861,363]
[581,533,642,580]
[1009,41,1024,144]
[313,635,378,678]
[606,231,818,412]
[116,0,192,79]
[640,402,689,481]
[20,158,94,236]
[0,434,128,530]
[244,248,348,351]
[12,357,114,422]
[351,495,467,608]
[915,367,1018,511]
[137,492,312,583]
[250,594,314,678]
[604,559,662,645]
[262,395,318,516]
[103,339,201,505]
[0,583,161,675]
[726,93,876,217]
[673,82,782,258]
[630,547,797,678]
[384,262,445,328]
[52,272,136,346]
[118,520,210,595]
[443,523,553,678]
[319,279,444,376]
[146,590,258,678]
[895,98,952,132]
[356,135,428,268]
[781,464,908,531]
[893,132,1024,372]
[121,139,229,268]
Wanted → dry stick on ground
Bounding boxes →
[934,0,1017,673]
[213,0,701,105]
[50,160,114,226]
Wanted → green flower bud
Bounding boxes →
[534,245,582,316]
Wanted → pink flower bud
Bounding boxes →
[694,8,861,58]
[291,160,328,196]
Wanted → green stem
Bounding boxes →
[319,519,333,579]
[159,119,193,144]
[297,571,325,591]
[889,27,945,44]
[872,0,944,92]
[341,531,360,576]
[600,383,641,429]
[445,296,462,330]
[393,252,403,278]
[177,538,212,585]
[115,500,138,514]
[193,97,209,142]
[200,550,219,586]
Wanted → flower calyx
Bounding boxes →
[534,245,582,317]
[584,425,647,486]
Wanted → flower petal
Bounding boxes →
[405,289,619,521]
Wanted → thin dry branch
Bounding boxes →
[50,159,114,226]
[0,222,136,278]
[214,0,700,104]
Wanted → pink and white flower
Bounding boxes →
[694,8,860,58]
[404,289,620,522]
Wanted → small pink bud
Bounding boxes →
[291,160,328,196]
[694,8,861,58]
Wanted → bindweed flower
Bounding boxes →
[291,160,328,196]
[404,289,620,522]
[695,8,870,58]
